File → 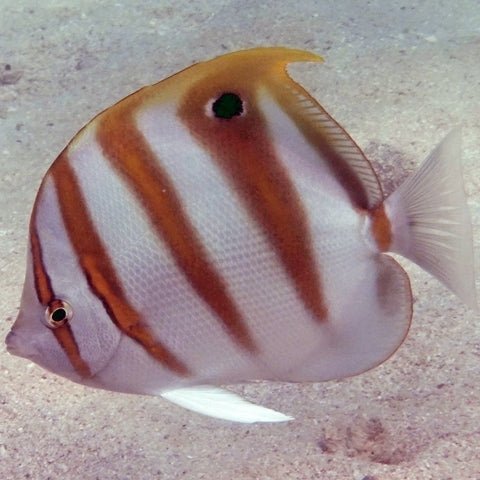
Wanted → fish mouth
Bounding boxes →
[5,330,38,360]
[5,330,17,354]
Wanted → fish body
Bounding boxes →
[6,48,477,422]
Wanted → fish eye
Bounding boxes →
[45,300,73,328]
[210,92,244,119]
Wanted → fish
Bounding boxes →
[5,47,477,423]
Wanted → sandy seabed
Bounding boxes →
[1,1,479,479]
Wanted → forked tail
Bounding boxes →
[384,129,478,310]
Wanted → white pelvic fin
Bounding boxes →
[385,129,478,310]
[160,386,293,423]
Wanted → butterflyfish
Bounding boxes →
[5,48,477,423]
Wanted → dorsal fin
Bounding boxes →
[148,47,325,101]
[265,55,383,210]
[146,47,382,210]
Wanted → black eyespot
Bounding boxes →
[45,300,73,328]
[51,308,67,322]
[211,92,244,119]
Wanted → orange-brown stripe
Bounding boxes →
[52,323,92,377]
[272,83,379,210]
[179,87,327,323]
[30,222,55,305]
[29,217,91,378]
[50,153,190,376]
[370,204,392,252]
[95,105,257,352]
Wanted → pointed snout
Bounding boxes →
[5,329,15,353]
[5,329,21,355]
[5,328,38,360]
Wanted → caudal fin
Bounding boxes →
[385,129,478,310]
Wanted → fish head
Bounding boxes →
[6,177,121,385]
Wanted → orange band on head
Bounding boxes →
[29,217,92,377]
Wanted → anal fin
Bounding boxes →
[282,255,412,382]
